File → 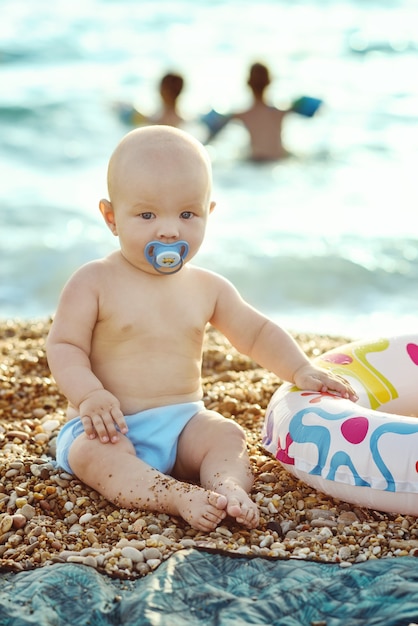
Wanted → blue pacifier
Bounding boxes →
[144,240,189,274]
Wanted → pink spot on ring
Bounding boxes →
[407,343,418,366]
[341,416,369,444]
[276,432,295,465]
[322,353,353,365]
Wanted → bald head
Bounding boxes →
[106,126,212,206]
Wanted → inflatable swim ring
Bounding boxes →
[262,334,418,515]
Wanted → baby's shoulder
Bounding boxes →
[189,265,235,293]
[65,256,113,290]
[74,257,108,276]
[190,264,223,281]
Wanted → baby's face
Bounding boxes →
[109,143,214,274]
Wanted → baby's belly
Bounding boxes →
[93,359,203,415]
[121,390,203,416]
[66,386,202,420]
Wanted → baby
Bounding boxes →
[47,126,357,532]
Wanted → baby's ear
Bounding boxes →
[209,200,216,214]
[99,199,117,235]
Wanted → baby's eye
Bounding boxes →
[139,212,155,220]
[180,211,194,219]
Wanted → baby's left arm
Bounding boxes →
[209,274,357,400]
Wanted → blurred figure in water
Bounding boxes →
[203,61,321,161]
[120,72,186,128]
[148,72,185,127]
[232,62,290,161]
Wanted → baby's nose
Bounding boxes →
[157,220,179,240]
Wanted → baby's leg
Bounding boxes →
[67,434,227,531]
[174,410,259,528]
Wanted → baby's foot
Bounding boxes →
[216,480,259,528]
[226,493,259,528]
[174,487,227,532]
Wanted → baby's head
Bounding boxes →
[106,125,213,209]
[100,126,215,274]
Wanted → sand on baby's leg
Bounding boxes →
[67,434,227,531]
[173,410,260,529]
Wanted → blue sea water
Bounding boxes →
[1,0,418,338]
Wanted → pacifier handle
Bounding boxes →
[151,256,184,275]
[144,240,189,274]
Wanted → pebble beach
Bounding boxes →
[1,318,418,581]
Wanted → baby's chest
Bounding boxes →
[99,270,215,340]
[101,294,208,341]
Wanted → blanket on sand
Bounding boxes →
[1,548,418,626]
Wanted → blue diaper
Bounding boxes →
[55,401,204,475]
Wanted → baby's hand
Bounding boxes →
[78,390,128,443]
[293,364,358,401]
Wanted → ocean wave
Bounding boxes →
[226,253,415,303]
[2,237,417,322]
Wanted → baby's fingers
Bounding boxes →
[322,374,358,401]
[80,415,96,440]
[110,407,128,438]
[95,410,124,443]
[81,411,118,443]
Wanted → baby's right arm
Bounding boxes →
[46,264,127,443]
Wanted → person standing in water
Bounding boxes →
[125,72,185,128]
[148,72,185,127]
[232,62,290,161]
